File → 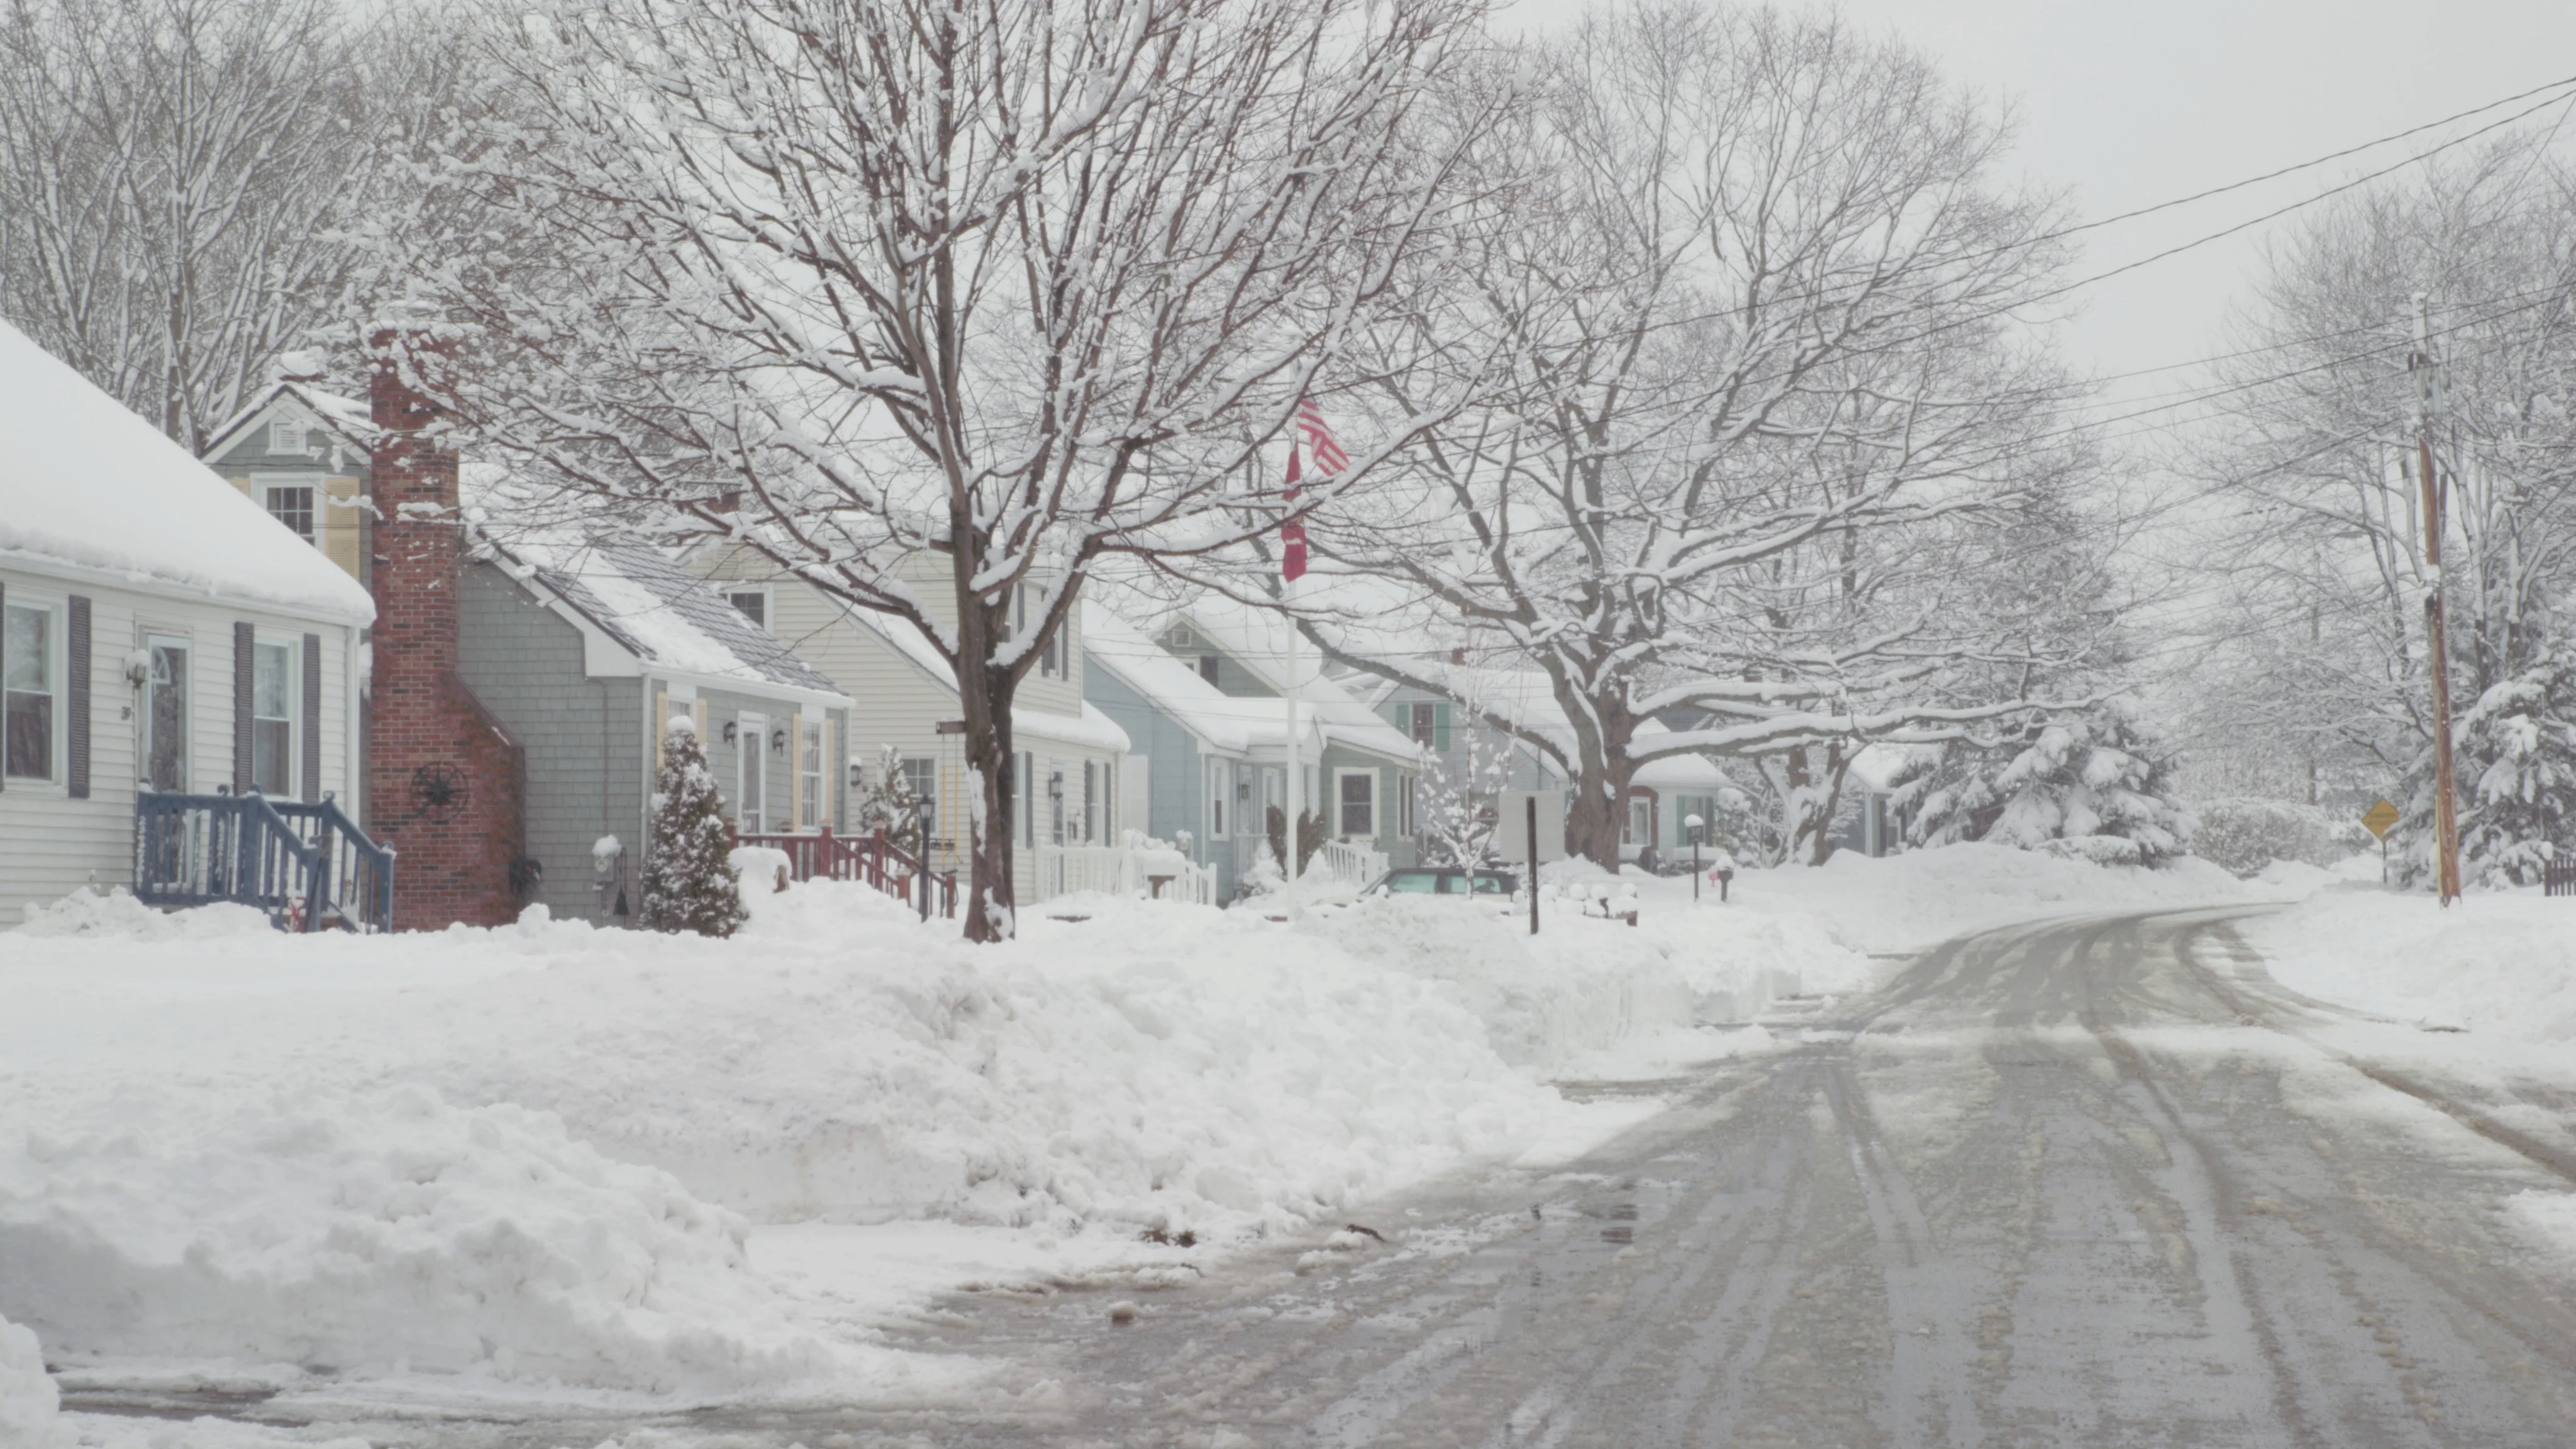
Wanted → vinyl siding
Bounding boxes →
[687,543,1114,899]
[456,563,646,926]
[0,565,358,919]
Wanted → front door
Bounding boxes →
[145,638,189,791]
[738,712,767,833]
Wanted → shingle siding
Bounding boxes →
[457,564,645,926]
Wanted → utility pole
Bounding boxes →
[2412,293,2463,906]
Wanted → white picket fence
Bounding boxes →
[1311,839,1389,894]
[1033,838,1219,906]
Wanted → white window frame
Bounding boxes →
[249,633,299,798]
[1334,767,1377,840]
[3,597,58,784]
[738,710,769,834]
[268,416,304,455]
[719,584,773,631]
[1625,796,1652,847]
[142,631,192,792]
[1206,757,1230,838]
[798,714,826,828]
[259,480,317,545]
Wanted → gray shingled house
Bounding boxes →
[460,533,855,925]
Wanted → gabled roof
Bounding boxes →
[822,592,1130,755]
[481,533,844,701]
[1331,657,1725,789]
[1083,602,1313,758]
[200,378,377,462]
[0,319,375,623]
[1171,598,1425,763]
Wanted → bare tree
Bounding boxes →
[0,0,430,447]
[421,0,1490,940]
[2189,139,2576,883]
[1295,3,2103,867]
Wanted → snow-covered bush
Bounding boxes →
[2450,635,2576,886]
[641,716,747,937]
[1899,706,2192,865]
[2190,797,2370,877]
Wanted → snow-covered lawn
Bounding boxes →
[14,840,2573,1443]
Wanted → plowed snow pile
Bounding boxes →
[0,879,1862,1399]
[2238,883,2576,1043]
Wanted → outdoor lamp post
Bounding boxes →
[1685,813,1705,902]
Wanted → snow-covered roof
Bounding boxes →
[1084,603,1314,758]
[199,377,377,462]
[833,596,1130,756]
[483,533,844,701]
[1340,657,1723,789]
[0,321,375,623]
[1175,599,1426,763]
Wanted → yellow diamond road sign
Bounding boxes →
[2362,799,2401,840]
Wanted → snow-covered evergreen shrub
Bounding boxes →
[2411,626,2576,887]
[2190,797,2370,877]
[1897,705,2192,865]
[641,716,748,938]
[852,743,927,840]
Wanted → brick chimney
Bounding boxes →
[366,340,526,930]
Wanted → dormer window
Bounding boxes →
[269,417,303,455]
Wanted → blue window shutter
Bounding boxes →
[1434,703,1451,753]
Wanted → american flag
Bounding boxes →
[1280,397,1346,582]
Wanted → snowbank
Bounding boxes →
[2237,884,2576,1043]
[0,1086,831,1392]
[0,881,1716,1395]
[1727,842,2257,955]
[2,1311,64,1448]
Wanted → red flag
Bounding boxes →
[1282,399,1346,582]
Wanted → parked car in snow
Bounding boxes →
[1362,867,1519,897]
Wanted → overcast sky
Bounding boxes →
[1499,0,2576,420]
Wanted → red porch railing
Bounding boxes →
[735,824,958,919]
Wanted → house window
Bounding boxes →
[1625,797,1652,847]
[1336,769,1376,839]
[1042,625,1064,679]
[726,589,767,630]
[1082,760,1099,843]
[1207,758,1229,838]
[900,757,937,840]
[252,641,294,796]
[268,418,303,454]
[1406,702,1436,747]
[1048,765,1067,846]
[799,717,826,827]
[1198,655,1220,686]
[738,711,770,833]
[3,603,53,780]
[264,486,315,544]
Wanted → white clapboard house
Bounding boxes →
[0,321,376,925]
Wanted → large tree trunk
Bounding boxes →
[960,665,1018,943]
[950,544,1020,944]
[1560,693,1639,872]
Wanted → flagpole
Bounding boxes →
[1284,584,1301,922]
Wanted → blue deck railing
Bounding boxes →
[133,790,395,933]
